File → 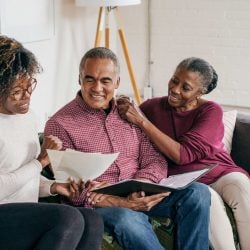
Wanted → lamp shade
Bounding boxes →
[75,0,141,7]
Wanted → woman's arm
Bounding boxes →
[0,160,42,201]
[139,118,181,163]
[117,98,181,163]
[118,98,223,165]
[39,176,85,199]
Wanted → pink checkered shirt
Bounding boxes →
[44,92,167,207]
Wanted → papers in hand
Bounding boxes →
[93,167,213,197]
[47,149,119,182]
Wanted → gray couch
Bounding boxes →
[231,113,250,175]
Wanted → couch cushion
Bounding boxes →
[223,110,237,153]
[231,113,250,174]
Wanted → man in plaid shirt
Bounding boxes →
[45,47,211,250]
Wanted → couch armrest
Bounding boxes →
[231,113,250,174]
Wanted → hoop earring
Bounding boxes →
[196,95,201,105]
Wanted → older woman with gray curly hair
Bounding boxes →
[118,57,250,250]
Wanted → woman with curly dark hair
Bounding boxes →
[0,35,103,250]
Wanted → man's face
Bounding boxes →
[79,58,120,110]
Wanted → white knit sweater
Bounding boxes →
[0,111,54,204]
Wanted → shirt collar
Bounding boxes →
[75,91,117,114]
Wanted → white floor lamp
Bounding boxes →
[75,0,142,104]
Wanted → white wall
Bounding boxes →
[148,0,250,110]
[2,0,250,130]
[25,0,100,130]
[25,0,147,130]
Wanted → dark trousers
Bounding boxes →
[0,203,104,250]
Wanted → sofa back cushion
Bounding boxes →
[231,113,250,174]
[223,110,237,154]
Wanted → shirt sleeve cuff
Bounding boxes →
[39,176,57,197]
[33,159,43,172]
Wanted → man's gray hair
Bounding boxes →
[79,47,120,74]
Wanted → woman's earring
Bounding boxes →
[196,95,202,100]
[196,95,201,105]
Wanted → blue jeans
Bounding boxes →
[96,182,210,250]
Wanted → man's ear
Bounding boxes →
[115,77,120,89]
[78,75,81,85]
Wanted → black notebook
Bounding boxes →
[92,165,215,197]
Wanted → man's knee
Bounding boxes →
[97,207,149,233]
[184,182,211,208]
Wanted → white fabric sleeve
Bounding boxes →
[39,175,56,197]
[0,159,42,201]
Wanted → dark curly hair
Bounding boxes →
[0,35,42,103]
[176,57,218,94]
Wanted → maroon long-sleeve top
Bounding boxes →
[140,96,249,184]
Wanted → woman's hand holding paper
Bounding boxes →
[50,177,85,199]
[37,135,63,168]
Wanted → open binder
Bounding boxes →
[93,165,216,197]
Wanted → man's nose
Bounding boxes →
[92,81,103,91]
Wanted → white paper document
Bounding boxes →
[159,168,210,188]
[47,149,119,182]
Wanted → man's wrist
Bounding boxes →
[102,196,128,208]
[117,196,129,208]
